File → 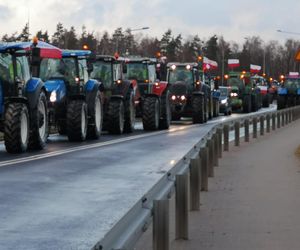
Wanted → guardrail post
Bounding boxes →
[223,124,229,151]
[213,134,219,167]
[200,147,208,191]
[285,111,289,125]
[266,114,270,133]
[217,128,222,158]
[176,174,189,240]
[277,113,281,129]
[292,108,296,121]
[234,122,240,146]
[253,117,258,138]
[244,119,250,142]
[281,112,285,127]
[190,157,201,211]
[289,109,292,123]
[272,113,276,130]
[153,199,169,250]
[207,139,214,177]
[260,116,264,136]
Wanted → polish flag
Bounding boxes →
[203,57,218,71]
[228,59,239,69]
[250,64,261,74]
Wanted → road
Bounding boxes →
[0,106,276,250]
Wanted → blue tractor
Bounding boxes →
[0,40,60,153]
[38,50,103,141]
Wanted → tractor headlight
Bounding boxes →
[230,93,238,97]
[171,95,176,101]
[50,91,57,102]
[221,99,227,104]
[180,95,186,101]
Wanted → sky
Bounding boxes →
[0,0,299,45]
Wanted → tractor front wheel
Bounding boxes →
[107,98,125,134]
[67,100,88,141]
[124,90,136,133]
[87,91,103,139]
[142,96,160,130]
[4,103,29,153]
[159,91,171,129]
[192,95,204,124]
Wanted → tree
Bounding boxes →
[98,31,112,54]
[17,23,30,42]
[36,30,49,43]
[52,23,65,47]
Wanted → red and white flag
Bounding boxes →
[250,64,261,74]
[203,57,218,71]
[228,59,239,69]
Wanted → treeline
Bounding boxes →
[2,22,300,79]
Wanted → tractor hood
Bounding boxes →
[44,79,66,102]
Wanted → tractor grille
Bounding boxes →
[170,82,188,96]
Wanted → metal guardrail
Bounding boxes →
[92,106,300,250]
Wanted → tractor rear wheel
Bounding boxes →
[87,91,103,139]
[142,96,160,130]
[192,95,204,124]
[159,91,171,129]
[124,90,135,133]
[107,98,125,134]
[67,100,88,141]
[28,91,48,149]
[4,103,29,153]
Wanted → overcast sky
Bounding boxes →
[0,0,299,45]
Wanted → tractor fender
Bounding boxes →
[25,78,46,110]
[44,79,66,102]
[278,87,288,95]
[112,79,132,97]
[153,81,168,97]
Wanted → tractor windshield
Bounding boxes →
[40,57,77,85]
[285,78,300,88]
[168,67,193,85]
[90,61,112,88]
[125,63,148,82]
[228,77,243,87]
[0,53,14,82]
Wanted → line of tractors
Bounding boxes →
[0,39,298,154]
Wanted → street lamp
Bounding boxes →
[129,27,150,32]
[277,29,300,36]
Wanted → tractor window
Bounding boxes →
[15,56,30,82]
[62,58,77,85]
[78,59,89,83]
[90,61,112,88]
[125,63,148,82]
[39,58,63,81]
[148,64,156,83]
[113,63,122,82]
[0,53,13,82]
[168,68,193,85]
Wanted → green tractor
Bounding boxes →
[225,72,261,113]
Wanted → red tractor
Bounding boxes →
[123,57,171,130]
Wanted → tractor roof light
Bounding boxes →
[83,44,89,50]
[240,74,245,79]
[224,74,229,79]
[171,64,176,70]
[32,37,38,47]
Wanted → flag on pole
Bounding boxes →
[203,57,218,71]
[250,64,261,74]
[228,59,239,69]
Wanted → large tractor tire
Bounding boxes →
[243,95,252,113]
[67,100,88,141]
[142,96,160,130]
[87,91,103,139]
[277,95,286,110]
[192,95,204,124]
[251,95,258,112]
[124,90,136,133]
[4,103,29,153]
[28,91,48,150]
[107,98,125,134]
[159,91,171,129]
